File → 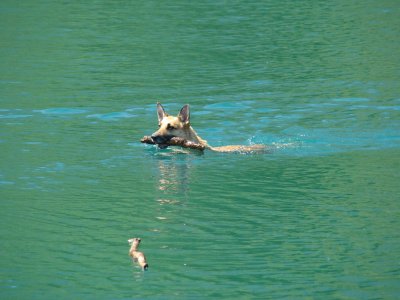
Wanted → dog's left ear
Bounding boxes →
[178,104,190,124]
[157,102,167,124]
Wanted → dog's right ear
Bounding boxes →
[178,104,190,124]
[157,102,167,124]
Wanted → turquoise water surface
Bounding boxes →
[1,1,400,299]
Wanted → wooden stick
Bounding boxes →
[140,136,206,151]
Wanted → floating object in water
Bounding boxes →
[128,238,148,271]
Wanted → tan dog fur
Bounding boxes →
[151,103,265,153]
[128,238,148,271]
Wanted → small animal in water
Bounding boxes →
[150,102,265,153]
[128,238,148,271]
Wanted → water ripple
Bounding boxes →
[34,108,88,115]
[87,111,136,121]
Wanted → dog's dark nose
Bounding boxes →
[151,134,167,144]
[151,134,162,144]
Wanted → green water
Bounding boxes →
[1,1,400,299]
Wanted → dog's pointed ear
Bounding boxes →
[178,104,190,124]
[157,102,167,124]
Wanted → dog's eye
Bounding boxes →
[167,124,176,130]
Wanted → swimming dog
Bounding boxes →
[128,238,148,271]
[151,103,265,152]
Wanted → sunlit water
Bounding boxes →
[1,1,400,299]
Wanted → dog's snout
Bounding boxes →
[151,134,163,144]
[151,134,171,149]
[151,134,172,144]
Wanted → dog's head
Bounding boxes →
[151,103,191,149]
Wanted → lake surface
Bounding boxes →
[1,1,400,299]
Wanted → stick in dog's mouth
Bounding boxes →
[141,135,206,151]
[150,137,169,149]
